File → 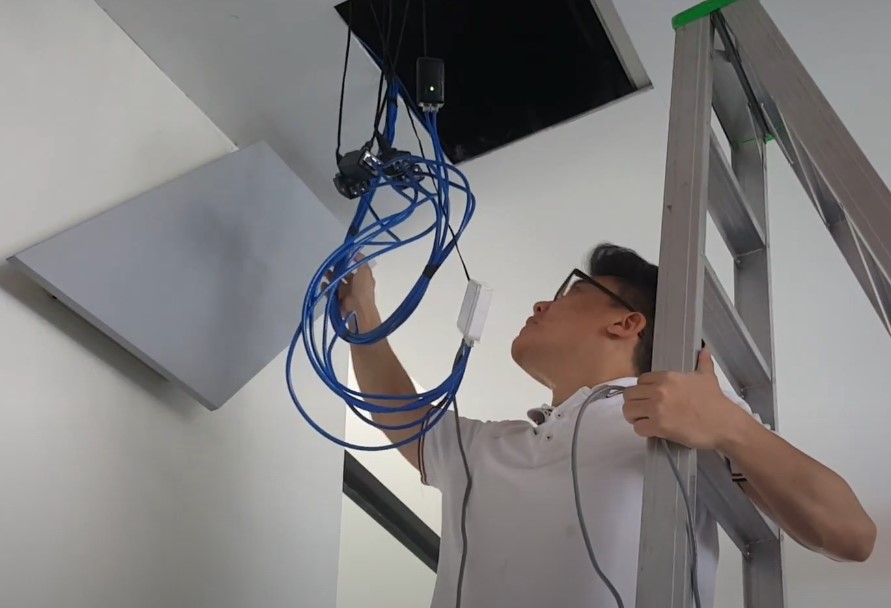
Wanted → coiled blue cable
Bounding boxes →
[286,84,476,451]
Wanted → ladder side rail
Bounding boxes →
[636,17,713,608]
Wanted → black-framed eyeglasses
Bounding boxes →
[554,268,638,313]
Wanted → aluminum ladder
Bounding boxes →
[638,1,891,607]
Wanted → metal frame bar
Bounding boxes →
[343,453,440,571]
[590,0,652,90]
[636,17,713,608]
[745,537,785,608]
[728,89,786,607]
[723,0,891,333]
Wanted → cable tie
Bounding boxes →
[422,263,440,279]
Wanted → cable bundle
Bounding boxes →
[285,79,477,451]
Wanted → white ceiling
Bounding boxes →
[94,0,891,603]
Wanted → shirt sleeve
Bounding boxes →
[418,410,488,491]
[722,389,775,483]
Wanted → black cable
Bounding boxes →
[452,397,472,608]
[391,0,411,76]
[376,0,410,142]
[335,3,353,162]
[386,0,394,53]
[419,117,469,282]
[401,90,469,282]
[451,233,471,281]
[424,342,470,608]
[422,0,429,56]
[368,1,390,135]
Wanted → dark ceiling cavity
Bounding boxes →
[335,0,638,164]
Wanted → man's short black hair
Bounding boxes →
[587,243,658,374]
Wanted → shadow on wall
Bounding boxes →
[0,262,197,421]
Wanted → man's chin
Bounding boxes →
[510,333,531,364]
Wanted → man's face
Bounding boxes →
[510,273,634,386]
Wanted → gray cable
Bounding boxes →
[451,398,472,608]
[572,387,627,608]
[571,386,702,608]
[659,438,702,608]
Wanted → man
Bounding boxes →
[341,243,876,608]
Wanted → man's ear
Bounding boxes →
[606,312,647,338]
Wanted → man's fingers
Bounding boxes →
[697,346,716,375]
[637,371,670,385]
[622,400,651,423]
[632,419,660,438]
[623,384,658,401]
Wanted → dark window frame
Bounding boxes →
[342,453,440,571]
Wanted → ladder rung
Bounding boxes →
[708,130,766,256]
[703,260,772,393]
[698,450,779,555]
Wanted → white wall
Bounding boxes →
[337,364,440,607]
[337,499,437,608]
[0,2,347,608]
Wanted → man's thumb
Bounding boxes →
[697,345,715,375]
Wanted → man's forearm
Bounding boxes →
[349,303,417,407]
[719,410,876,561]
[349,303,432,470]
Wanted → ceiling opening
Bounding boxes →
[335,0,651,164]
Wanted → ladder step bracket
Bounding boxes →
[708,129,767,256]
[703,259,772,393]
[698,449,779,555]
[712,49,757,148]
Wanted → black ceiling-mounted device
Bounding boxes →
[416,57,445,112]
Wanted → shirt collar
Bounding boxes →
[526,376,638,425]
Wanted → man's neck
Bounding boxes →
[550,367,636,407]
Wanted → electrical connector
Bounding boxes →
[457,279,493,345]
[379,148,414,181]
[333,146,377,199]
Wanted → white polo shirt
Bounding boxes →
[419,377,759,608]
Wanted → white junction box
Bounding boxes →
[457,279,493,344]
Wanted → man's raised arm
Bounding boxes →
[334,262,432,470]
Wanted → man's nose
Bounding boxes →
[533,300,550,315]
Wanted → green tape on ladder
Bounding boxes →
[672,0,739,30]
[737,134,776,146]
